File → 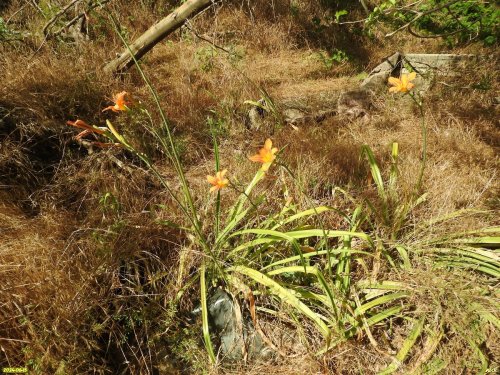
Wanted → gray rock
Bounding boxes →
[203,288,273,362]
[361,52,479,92]
[404,53,478,75]
[361,52,403,91]
[246,99,268,130]
[282,107,307,125]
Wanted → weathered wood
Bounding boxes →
[104,0,213,74]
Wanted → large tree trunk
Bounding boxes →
[104,0,213,74]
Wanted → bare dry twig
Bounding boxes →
[43,0,82,36]
[42,0,111,38]
[385,0,463,37]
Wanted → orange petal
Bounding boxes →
[74,129,92,140]
[388,86,400,93]
[264,139,273,150]
[249,154,263,163]
[67,120,105,134]
[407,72,416,81]
[114,92,129,110]
[388,77,401,86]
[217,169,228,179]
[102,106,116,112]
[116,91,128,100]
[67,119,90,129]
[210,185,218,193]
[207,175,217,184]
[259,148,268,157]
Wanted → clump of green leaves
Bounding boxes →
[367,0,499,46]
[316,49,349,69]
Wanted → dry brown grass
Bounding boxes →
[0,205,90,371]
[0,0,498,373]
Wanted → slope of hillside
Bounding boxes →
[1,1,498,373]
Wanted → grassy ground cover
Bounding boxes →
[1,1,498,373]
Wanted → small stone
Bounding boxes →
[283,108,307,125]
[203,288,272,362]
[246,99,268,130]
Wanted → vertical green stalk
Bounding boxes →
[389,142,399,241]
[278,163,336,279]
[336,235,351,292]
[335,206,361,294]
[200,262,216,364]
[388,142,399,201]
[212,125,221,239]
[108,14,208,252]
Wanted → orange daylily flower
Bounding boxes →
[67,119,106,139]
[249,138,278,171]
[388,72,416,93]
[66,119,118,148]
[102,91,130,112]
[207,169,229,193]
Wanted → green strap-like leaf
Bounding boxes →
[318,305,403,354]
[362,145,388,214]
[200,263,216,364]
[270,206,334,231]
[262,248,372,271]
[355,292,408,316]
[356,280,408,291]
[229,228,306,266]
[229,265,331,338]
[266,265,339,320]
[377,318,425,375]
[284,229,372,243]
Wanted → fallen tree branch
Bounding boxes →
[104,0,217,75]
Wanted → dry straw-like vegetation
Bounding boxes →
[1,0,498,374]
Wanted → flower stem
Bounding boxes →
[108,14,208,253]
